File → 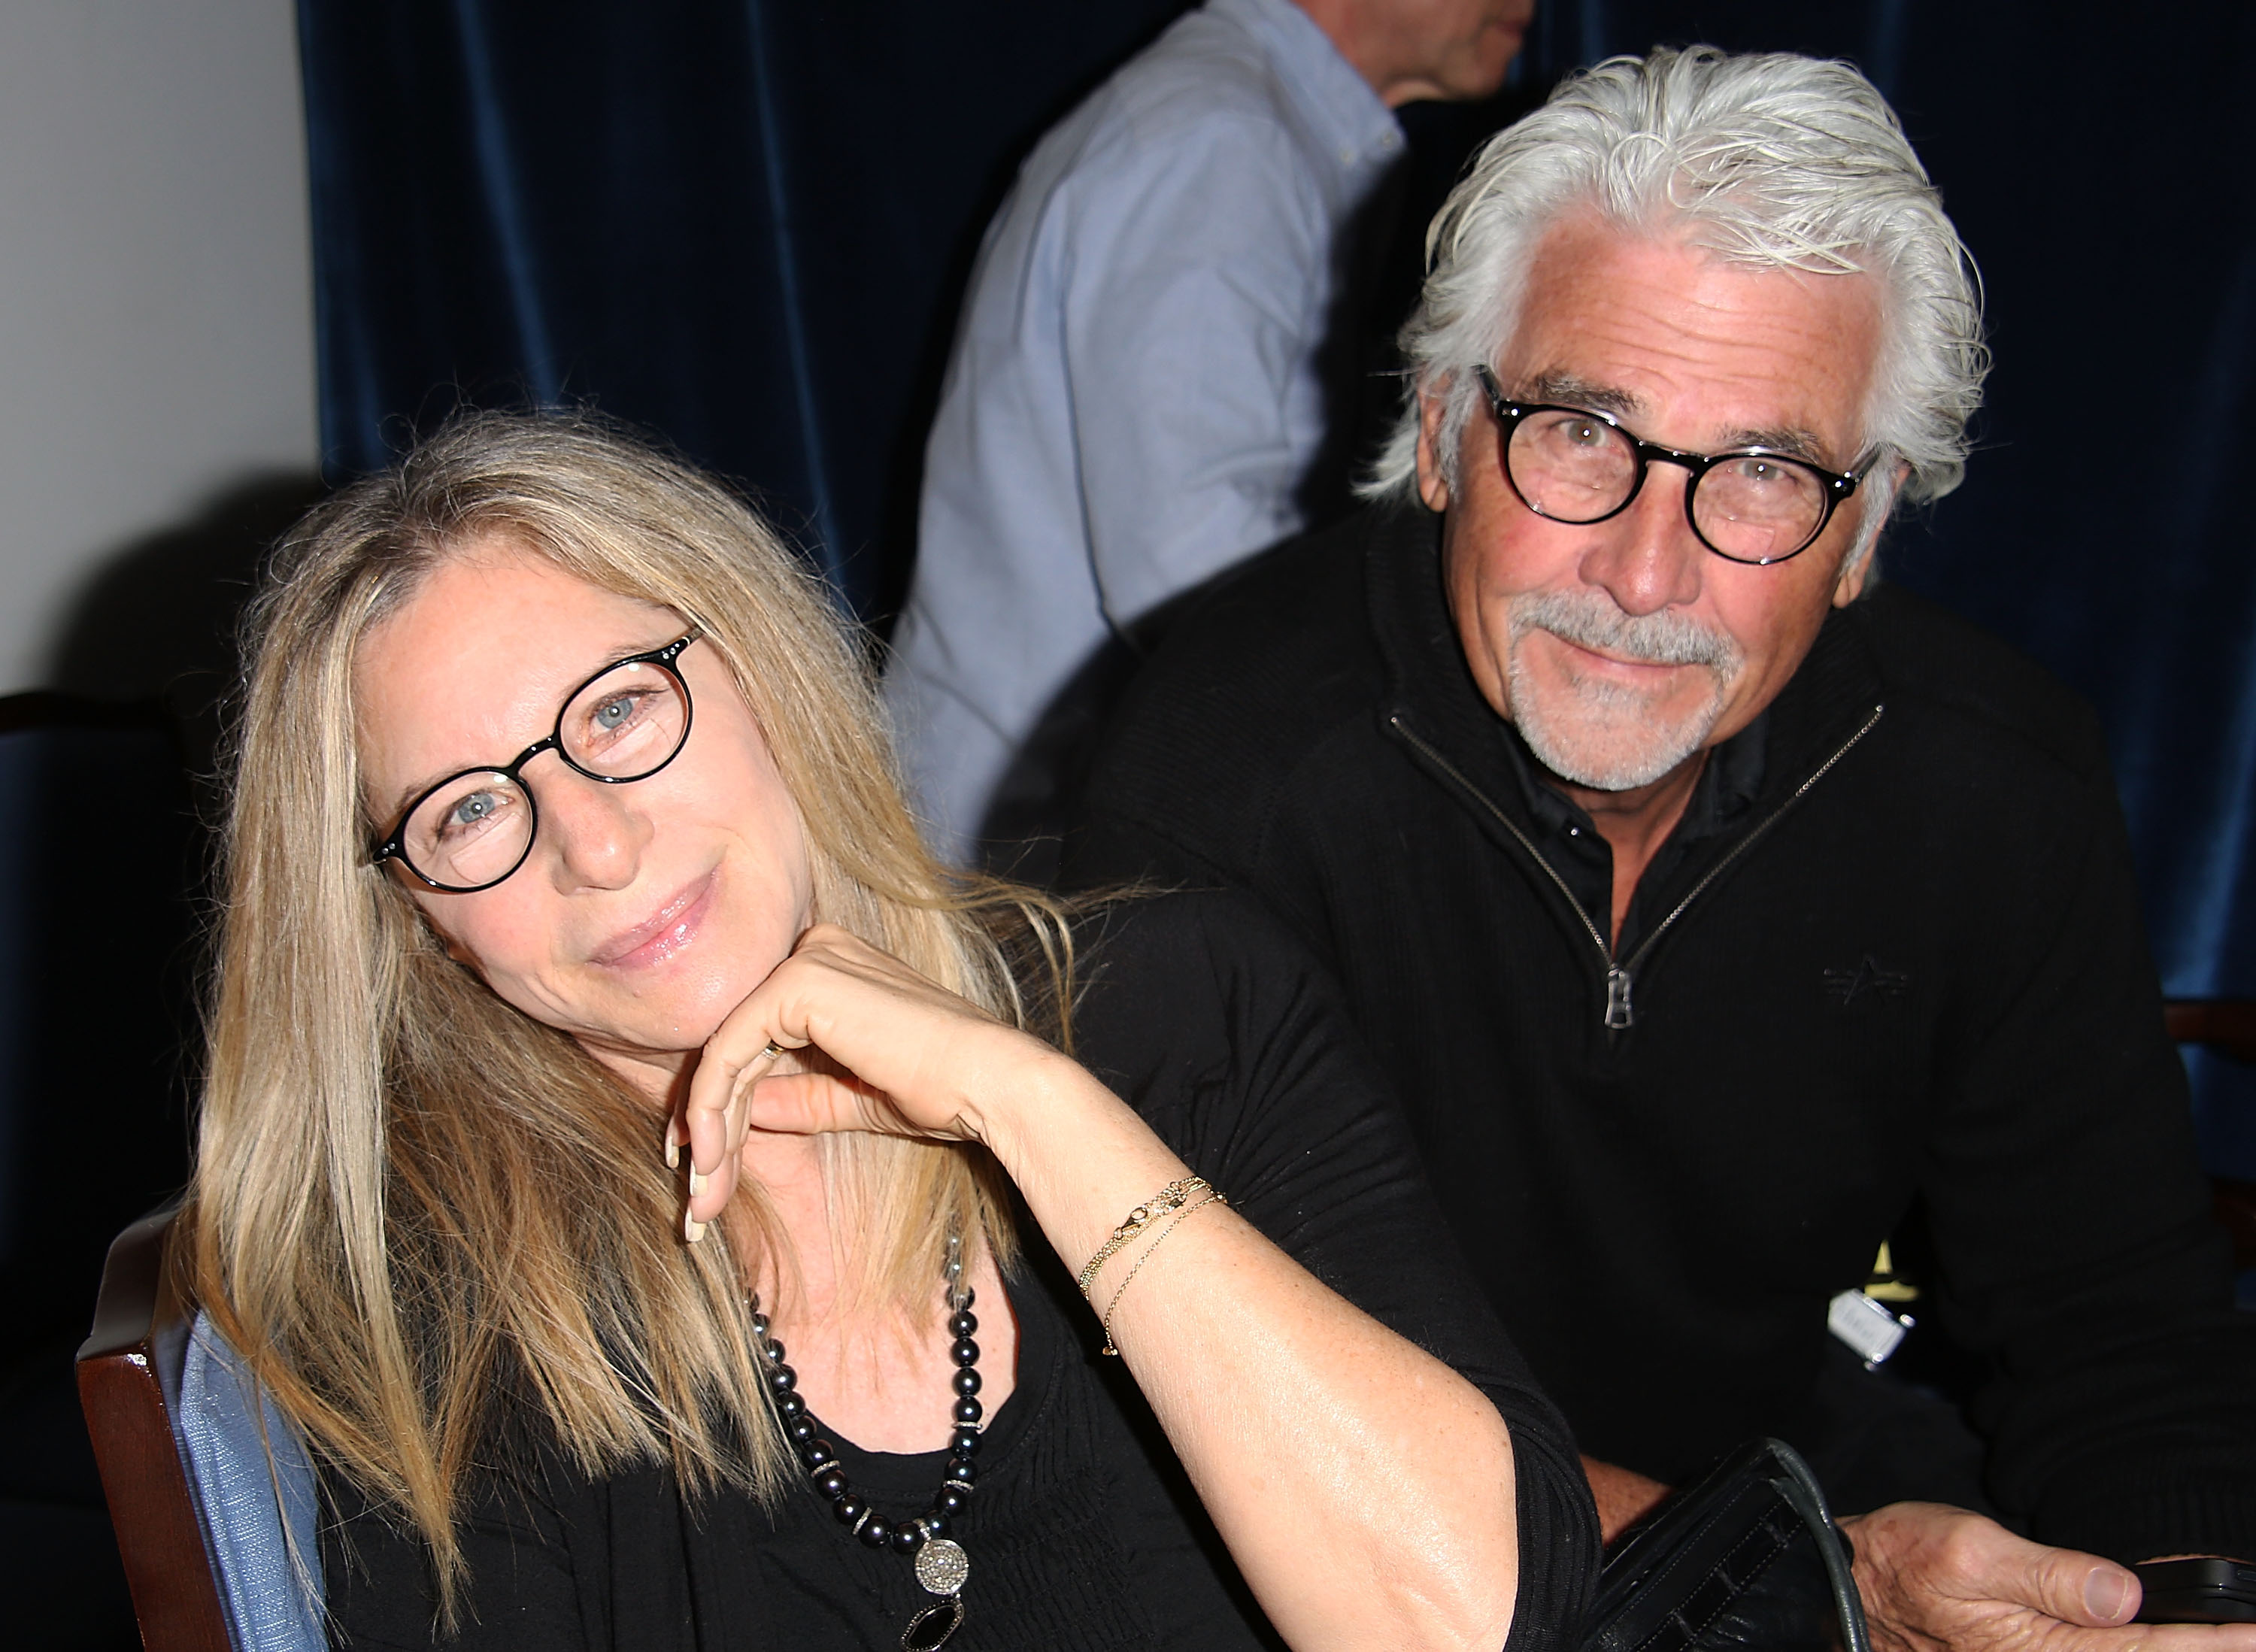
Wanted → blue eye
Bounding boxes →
[450,791,502,828]
[592,694,635,731]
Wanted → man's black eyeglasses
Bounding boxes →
[371,629,702,893]
[1475,366,1875,566]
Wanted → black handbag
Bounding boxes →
[1583,1438,1872,1652]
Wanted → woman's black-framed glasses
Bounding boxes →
[371,629,703,893]
[1475,366,1873,566]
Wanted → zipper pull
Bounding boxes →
[1604,967,1634,1029]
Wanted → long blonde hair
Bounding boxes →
[177,412,1053,1607]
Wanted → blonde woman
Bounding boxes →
[179,412,1594,1650]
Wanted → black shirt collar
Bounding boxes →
[1496,711,1769,850]
[1494,713,1769,958]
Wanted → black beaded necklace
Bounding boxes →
[751,1231,985,1652]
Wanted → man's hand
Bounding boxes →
[1842,1502,2256,1652]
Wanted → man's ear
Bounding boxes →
[1415,383,1453,514]
[1832,549,1872,608]
[1831,459,1908,608]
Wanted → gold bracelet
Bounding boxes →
[1076,1176,1211,1298]
[1099,1189,1226,1356]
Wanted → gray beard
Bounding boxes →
[1503,590,1743,791]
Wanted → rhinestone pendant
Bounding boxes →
[902,1596,963,1651]
[914,1536,969,1596]
[902,1538,969,1650]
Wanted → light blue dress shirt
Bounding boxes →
[885,0,1402,865]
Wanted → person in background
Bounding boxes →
[1069,47,2256,1652]
[887,0,1533,873]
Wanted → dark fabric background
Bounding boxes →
[299,0,1186,613]
[298,0,2256,1174]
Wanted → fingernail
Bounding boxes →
[684,1213,707,1244]
[2085,1569,2133,1623]
[688,1167,708,1198]
[665,1136,679,1170]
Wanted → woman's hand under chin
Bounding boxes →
[675,921,1526,1652]
[674,924,1078,1235]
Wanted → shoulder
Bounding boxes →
[1145,502,1383,702]
[1088,5,1310,148]
[1069,889,1335,1065]
[1012,14,1322,230]
[1065,888,1388,1133]
[1851,582,2114,792]
[1081,508,1398,859]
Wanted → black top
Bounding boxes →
[321,893,1599,1650]
[1067,504,2256,1566]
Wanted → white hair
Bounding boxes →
[1364,46,1988,570]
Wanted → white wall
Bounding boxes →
[0,0,316,695]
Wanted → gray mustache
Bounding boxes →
[1509,591,1742,671]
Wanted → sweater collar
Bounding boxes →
[1363,504,1886,824]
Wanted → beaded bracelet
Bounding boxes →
[1076,1175,1211,1298]
[1099,1188,1227,1356]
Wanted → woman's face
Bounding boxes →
[354,542,814,1096]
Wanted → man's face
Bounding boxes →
[1418,217,1882,791]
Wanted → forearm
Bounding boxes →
[981,1056,1521,1652]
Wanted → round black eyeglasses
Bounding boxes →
[370,629,702,893]
[1475,367,1875,566]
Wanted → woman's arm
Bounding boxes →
[983,1050,1523,1652]
[681,910,1563,1652]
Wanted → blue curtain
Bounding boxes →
[298,0,1183,617]
[299,0,2256,1172]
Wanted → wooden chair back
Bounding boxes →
[74,1205,234,1652]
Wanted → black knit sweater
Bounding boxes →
[1067,504,2256,1566]
[321,894,1597,1650]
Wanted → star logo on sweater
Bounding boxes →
[1824,955,1910,1006]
